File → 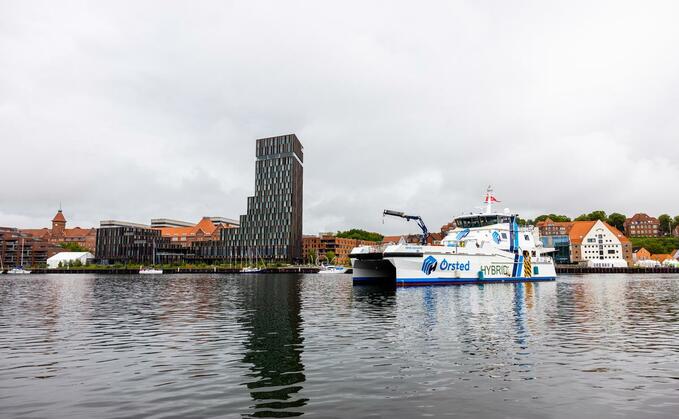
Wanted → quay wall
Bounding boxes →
[556,266,679,274]
[7,267,321,275]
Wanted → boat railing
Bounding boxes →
[353,243,390,254]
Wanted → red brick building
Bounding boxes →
[22,209,97,252]
[536,218,572,237]
[154,217,236,247]
[302,233,376,265]
[381,232,443,246]
[0,227,62,269]
[623,213,660,237]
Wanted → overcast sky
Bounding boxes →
[1,0,678,235]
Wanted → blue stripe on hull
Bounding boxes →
[352,276,556,285]
[393,276,556,286]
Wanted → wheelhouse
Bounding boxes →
[454,214,515,229]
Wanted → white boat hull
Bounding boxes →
[139,269,163,275]
[352,248,556,286]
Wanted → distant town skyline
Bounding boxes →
[1,1,678,235]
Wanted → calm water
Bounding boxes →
[1,274,678,418]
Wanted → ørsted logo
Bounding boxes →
[421,256,438,275]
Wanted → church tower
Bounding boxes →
[52,208,67,239]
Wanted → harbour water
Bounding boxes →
[1,273,678,418]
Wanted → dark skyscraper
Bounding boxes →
[222,134,304,262]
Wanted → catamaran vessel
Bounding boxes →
[350,187,556,286]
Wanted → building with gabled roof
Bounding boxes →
[569,220,632,267]
[154,216,237,247]
[650,254,673,263]
[21,209,97,252]
[624,213,660,237]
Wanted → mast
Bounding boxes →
[20,237,24,267]
[484,185,500,215]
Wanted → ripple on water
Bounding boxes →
[1,273,679,418]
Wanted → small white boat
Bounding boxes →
[139,267,163,275]
[7,238,31,274]
[139,241,163,274]
[7,266,31,275]
[318,265,348,274]
[240,266,263,273]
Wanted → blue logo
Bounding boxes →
[456,229,470,241]
[421,256,438,275]
[492,231,501,244]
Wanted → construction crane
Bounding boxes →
[383,210,429,245]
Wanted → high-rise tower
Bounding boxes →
[222,134,304,262]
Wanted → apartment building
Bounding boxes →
[623,213,660,237]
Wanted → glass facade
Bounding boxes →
[221,134,304,262]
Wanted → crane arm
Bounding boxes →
[383,209,430,245]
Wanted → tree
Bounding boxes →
[325,251,336,264]
[534,214,571,223]
[306,249,317,265]
[60,242,89,252]
[336,229,383,242]
[587,210,607,222]
[673,215,679,231]
[658,214,672,235]
[574,211,607,222]
[607,213,627,232]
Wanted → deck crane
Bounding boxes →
[383,210,430,245]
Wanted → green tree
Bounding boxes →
[336,229,383,242]
[658,214,672,235]
[673,215,679,231]
[607,213,627,232]
[60,242,89,252]
[306,249,317,265]
[574,211,607,222]
[587,210,607,221]
[325,251,336,264]
[534,214,571,223]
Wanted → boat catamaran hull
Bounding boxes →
[351,188,557,286]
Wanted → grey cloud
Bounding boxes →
[1,0,678,233]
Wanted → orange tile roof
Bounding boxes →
[158,226,194,236]
[63,227,95,237]
[567,220,629,244]
[604,223,630,243]
[567,221,596,244]
[382,235,404,244]
[651,254,672,262]
[52,210,66,223]
[194,217,218,235]
[21,228,51,239]
[156,217,222,238]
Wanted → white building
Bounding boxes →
[570,220,631,267]
[47,252,95,269]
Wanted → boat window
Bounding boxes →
[501,233,507,239]
[524,234,530,241]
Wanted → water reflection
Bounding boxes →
[1,274,679,418]
[237,275,307,417]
